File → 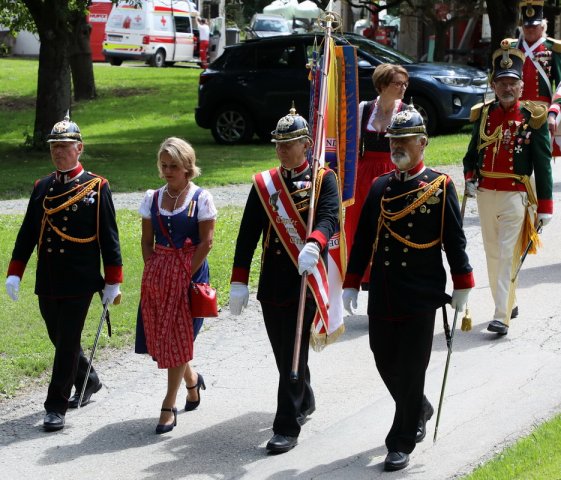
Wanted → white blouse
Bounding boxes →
[139,183,217,221]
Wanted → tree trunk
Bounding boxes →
[69,12,97,101]
[487,0,519,52]
[33,30,72,149]
[433,21,448,61]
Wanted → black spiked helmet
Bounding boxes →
[385,105,427,138]
[47,113,83,143]
[271,106,312,143]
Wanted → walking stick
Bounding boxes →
[290,6,336,383]
[460,186,472,332]
[433,306,460,443]
[77,294,120,408]
[511,220,543,283]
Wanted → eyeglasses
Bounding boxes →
[391,81,409,88]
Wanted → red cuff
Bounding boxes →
[104,265,123,284]
[465,171,475,181]
[548,104,560,115]
[230,267,250,284]
[343,273,362,289]
[452,271,475,289]
[7,260,26,279]
[307,231,327,250]
[538,199,553,214]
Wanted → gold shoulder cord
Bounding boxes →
[477,105,502,164]
[373,175,447,253]
[38,177,103,255]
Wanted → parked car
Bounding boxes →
[195,33,492,145]
[245,13,292,39]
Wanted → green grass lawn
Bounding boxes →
[0,57,471,199]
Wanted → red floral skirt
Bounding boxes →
[141,241,196,369]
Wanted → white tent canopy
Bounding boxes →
[293,0,321,19]
[263,0,298,19]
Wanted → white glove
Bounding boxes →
[102,283,121,305]
[450,288,471,312]
[537,213,552,228]
[342,288,359,315]
[297,242,321,275]
[6,275,20,301]
[465,180,478,198]
[229,282,249,316]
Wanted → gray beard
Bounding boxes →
[391,152,411,171]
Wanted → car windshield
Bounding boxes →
[254,19,290,32]
[340,34,415,65]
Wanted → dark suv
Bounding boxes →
[195,33,491,145]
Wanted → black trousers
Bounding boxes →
[261,300,316,437]
[370,311,436,454]
[38,294,98,414]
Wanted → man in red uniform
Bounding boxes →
[463,43,553,335]
[508,1,561,154]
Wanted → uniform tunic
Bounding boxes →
[7,163,123,414]
[139,185,216,369]
[231,163,339,437]
[344,162,474,453]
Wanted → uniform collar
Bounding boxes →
[55,163,84,184]
[393,161,425,182]
[281,161,309,179]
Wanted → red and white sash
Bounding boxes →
[254,167,330,333]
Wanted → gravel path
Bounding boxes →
[0,164,464,214]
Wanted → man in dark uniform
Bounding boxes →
[5,115,123,431]
[229,108,339,453]
[463,43,553,335]
[342,106,474,471]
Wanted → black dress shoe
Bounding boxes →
[43,412,65,432]
[297,405,316,426]
[487,320,508,335]
[416,402,434,443]
[511,306,519,319]
[266,434,298,453]
[384,451,409,471]
[155,407,178,434]
[68,381,102,408]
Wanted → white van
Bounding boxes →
[103,0,201,67]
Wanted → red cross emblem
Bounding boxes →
[160,16,166,27]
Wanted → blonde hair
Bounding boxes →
[372,63,409,94]
[157,137,201,180]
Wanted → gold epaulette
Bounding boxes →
[470,100,493,122]
[547,37,561,53]
[523,100,547,128]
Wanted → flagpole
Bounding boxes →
[290,2,335,382]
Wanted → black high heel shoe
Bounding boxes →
[155,407,177,434]
[185,373,206,412]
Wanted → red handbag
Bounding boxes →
[189,282,218,318]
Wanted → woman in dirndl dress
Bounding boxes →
[344,63,408,287]
[139,137,217,433]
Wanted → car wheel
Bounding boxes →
[109,57,123,66]
[151,49,166,68]
[211,106,254,145]
[410,97,437,136]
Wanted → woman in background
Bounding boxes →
[344,63,409,287]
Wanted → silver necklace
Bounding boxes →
[164,183,190,211]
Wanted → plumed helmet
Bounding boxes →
[47,113,82,143]
[492,41,525,81]
[520,0,544,27]
[271,106,312,143]
[385,104,427,138]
